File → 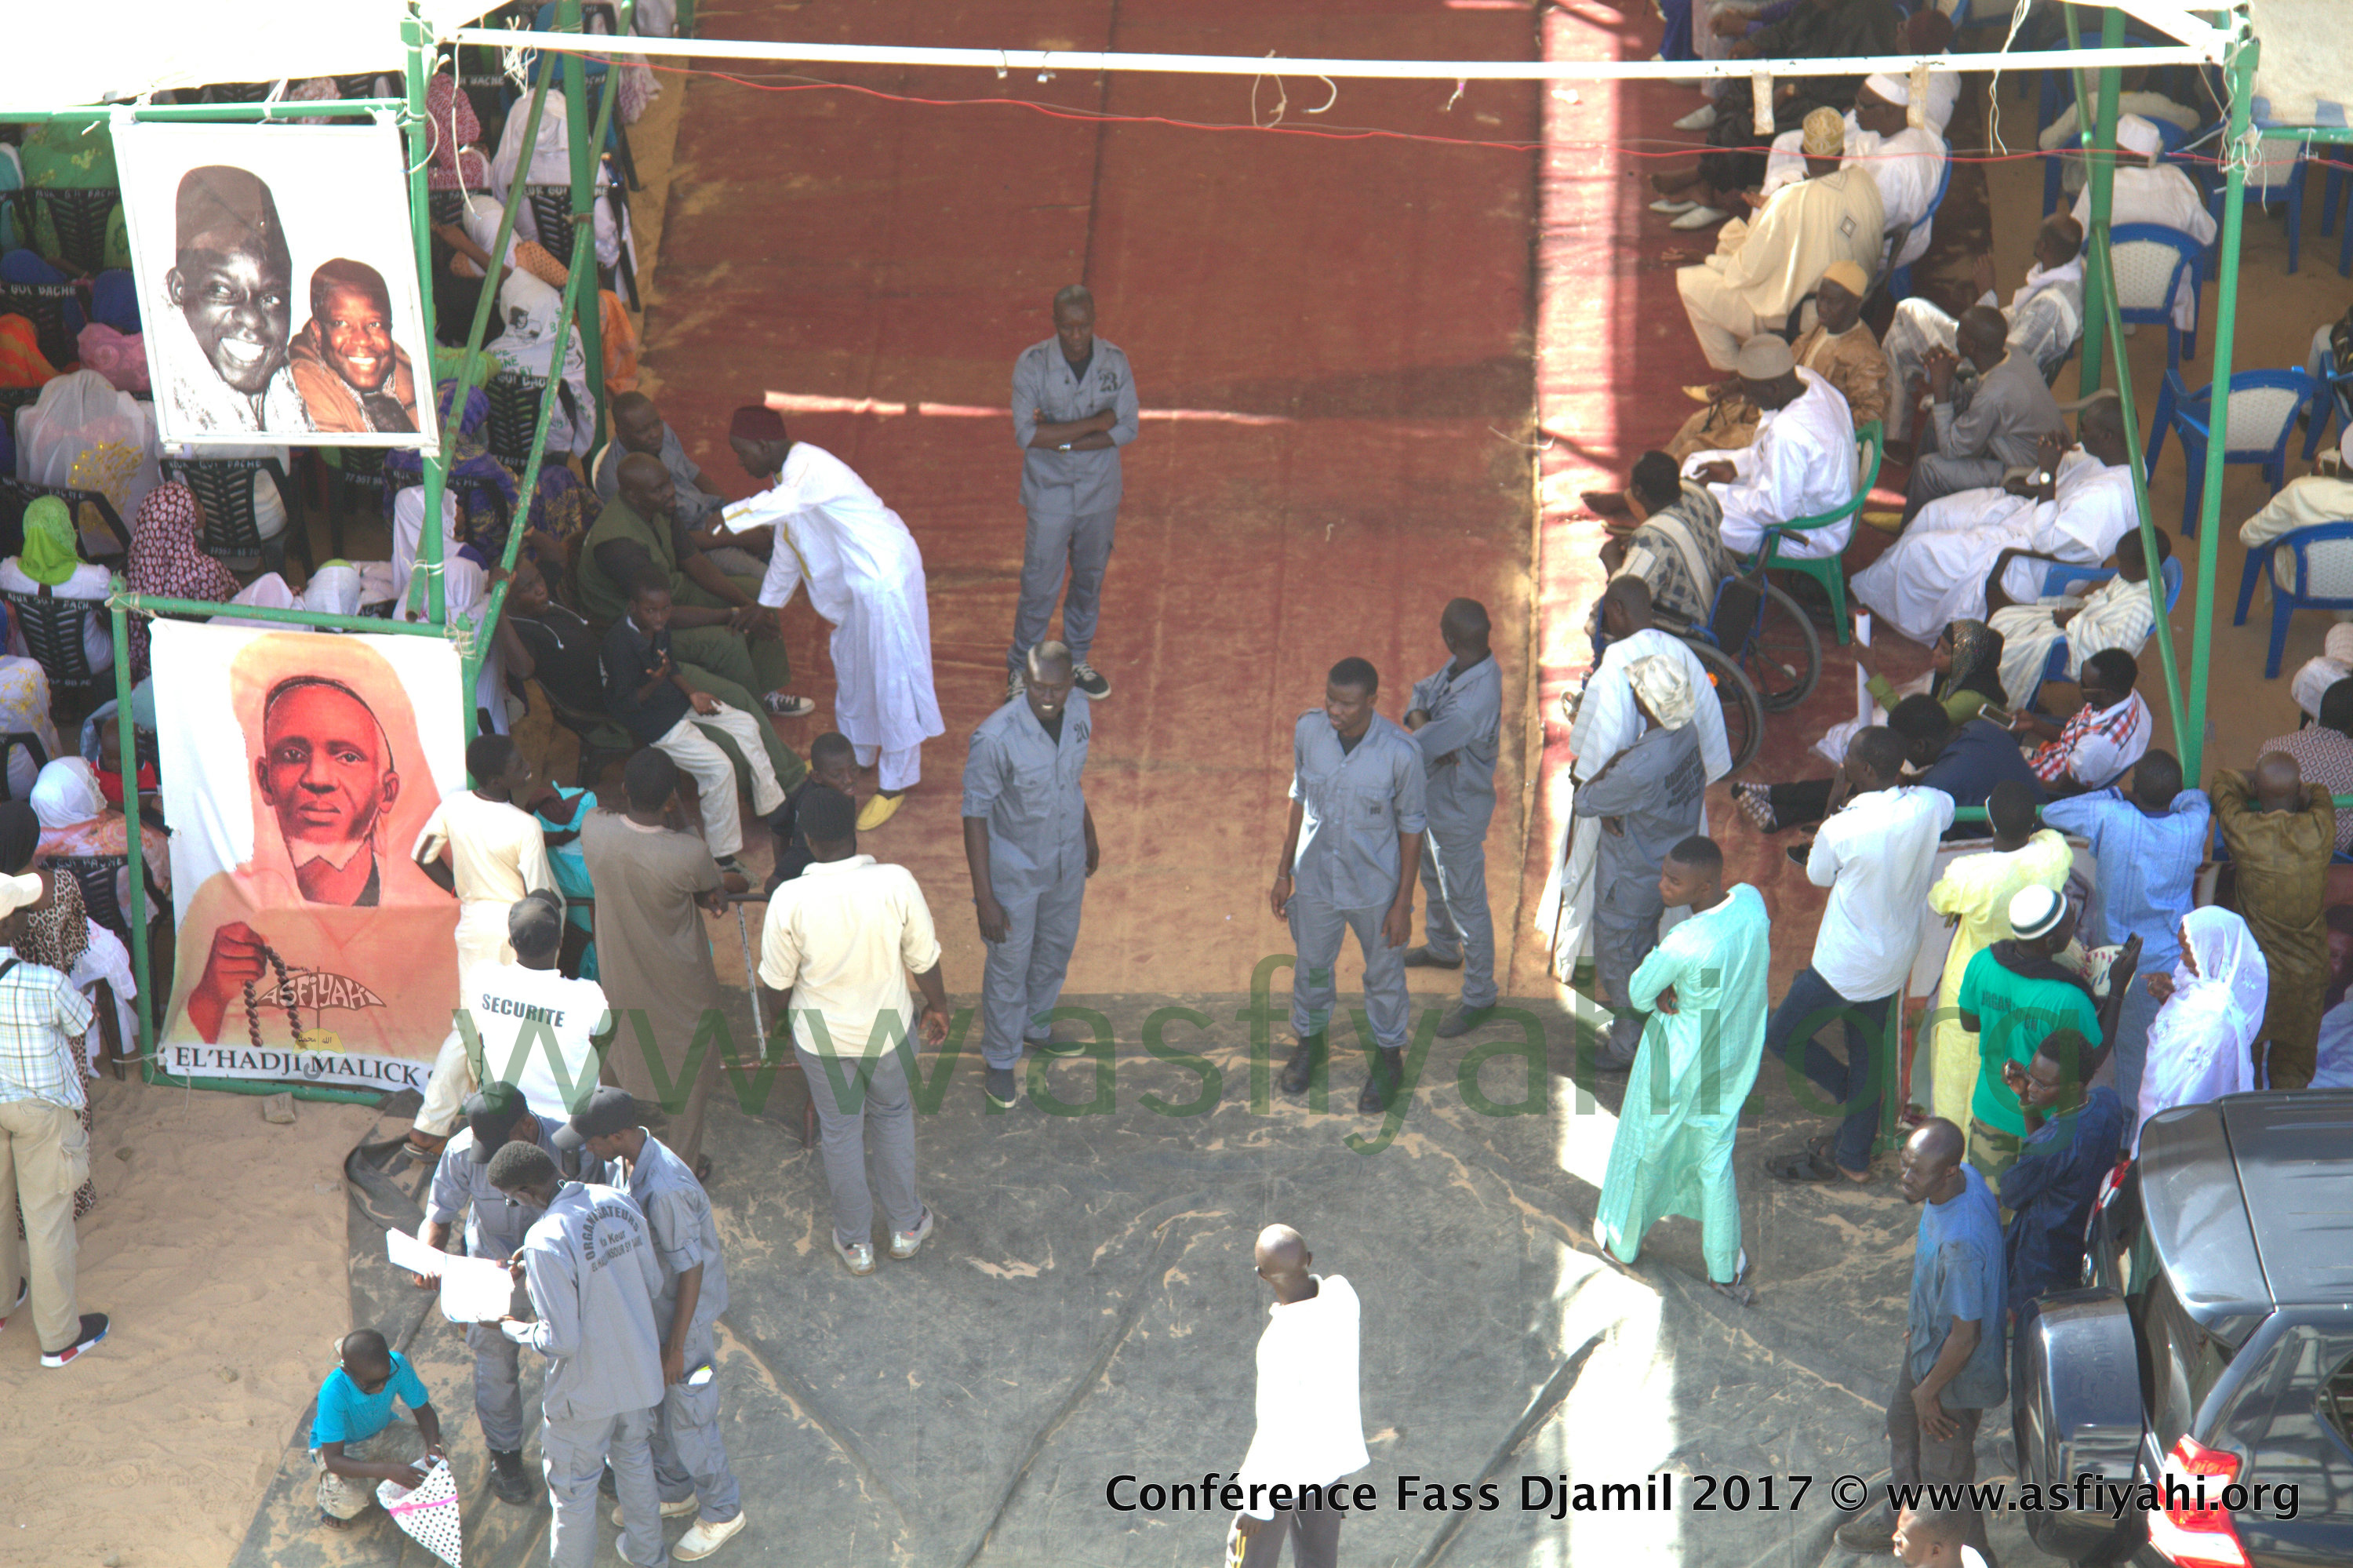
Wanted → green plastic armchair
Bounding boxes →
[1740,418,1882,646]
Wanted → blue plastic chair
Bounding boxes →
[2146,368,2322,537]
[2032,556,2184,692]
[2209,125,2308,274]
[2235,518,2353,678]
[2107,223,2205,366]
[1885,152,1952,304]
[2040,555,2185,606]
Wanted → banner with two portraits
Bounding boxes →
[115,118,438,448]
[151,623,467,1090]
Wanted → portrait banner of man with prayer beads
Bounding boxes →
[115,119,436,447]
[151,623,467,1090]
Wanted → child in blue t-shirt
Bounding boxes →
[309,1329,445,1530]
[529,781,600,980]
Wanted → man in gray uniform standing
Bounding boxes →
[1401,599,1504,1039]
[416,1080,607,1508]
[962,640,1100,1110]
[562,1086,746,1561]
[1271,657,1427,1113]
[1008,284,1137,704]
[493,1141,670,1568]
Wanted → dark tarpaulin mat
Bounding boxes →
[225,991,2058,1567]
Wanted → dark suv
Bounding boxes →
[2013,1091,2353,1567]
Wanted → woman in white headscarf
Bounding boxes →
[486,269,595,458]
[31,755,171,911]
[2134,905,2268,1150]
[14,368,159,554]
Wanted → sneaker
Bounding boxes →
[984,1064,1020,1109]
[889,1208,935,1261]
[1669,205,1729,230]
[41,1312,108,1367]
[489,1448,536,1505]
[761,690,816,719]
[1024,1021,1089,1057]
[675,1512,750,1561]
[714,854,749,882]
[1647,197,1697,215]
[834,1236,875,1276]
[612,1497,700,1526]
[1401,946,1463,970]
[1071,661,1111,699]
[1006,668,1027,704]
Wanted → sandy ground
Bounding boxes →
[0,1079,380,1568]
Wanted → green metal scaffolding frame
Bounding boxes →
[5,0,627,1101]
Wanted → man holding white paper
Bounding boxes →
[727,405,945,832]
[416,1081,609,1506]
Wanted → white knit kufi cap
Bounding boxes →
[2009,884,2067,941]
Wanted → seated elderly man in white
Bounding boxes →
[1682,334,1860,559]
[2238,428,2353,559]
[1882,214,2087,443]
[1758,75,1947,271]
[2075,113,2214,334]
[1853,398,2137,646]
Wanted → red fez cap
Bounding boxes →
[730,405,787,442]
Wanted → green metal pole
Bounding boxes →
[0,100,407,123]
[442,81,553,439]
[109,602,154,1072]
[463,35,623,708]
[2185,31,2257,788]
[560,0,609,454]
[405,4,449,632]
[115,589,454,636]
[2071,4,2126,400]
[2083,227,2188,750]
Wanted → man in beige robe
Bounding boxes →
[1673,107,1885,372]
[1667,260,1888,460]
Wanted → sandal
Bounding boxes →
[1710,1249,1755,1308]
[762,690,817,719]
[1732,783,1777,832]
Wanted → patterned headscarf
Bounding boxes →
[127,481,240,671]
[425,71,492,192]
[384,380,518,509]
[1937,619,2006,706]
[17,869,89,973]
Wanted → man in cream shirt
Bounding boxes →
[1228,1224,1368,1568]
[756,785,953,1277]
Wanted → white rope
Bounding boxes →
[447,29,2226,82]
